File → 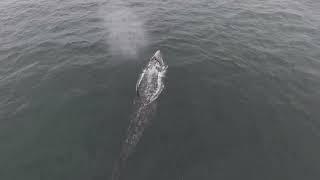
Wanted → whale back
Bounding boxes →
[136,50,167,104]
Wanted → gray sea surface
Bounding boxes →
[1,0,320,179]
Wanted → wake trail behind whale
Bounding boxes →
[111,99,157,180]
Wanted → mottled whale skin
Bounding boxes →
[136,50,168,104]
[111,50,167,180]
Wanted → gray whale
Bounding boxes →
[111,50,168,180]
[136,50,168,104]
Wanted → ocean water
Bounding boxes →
[1,0,320,179]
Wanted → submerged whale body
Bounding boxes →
[111,50,167,180]
[136,50,168,104]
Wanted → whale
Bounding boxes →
[136,50,168,104]
[111,50,168,180]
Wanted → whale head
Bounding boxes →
[151,50,164,66]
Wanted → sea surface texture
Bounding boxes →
[0,0,320,180]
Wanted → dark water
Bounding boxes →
[1,0,320,179]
